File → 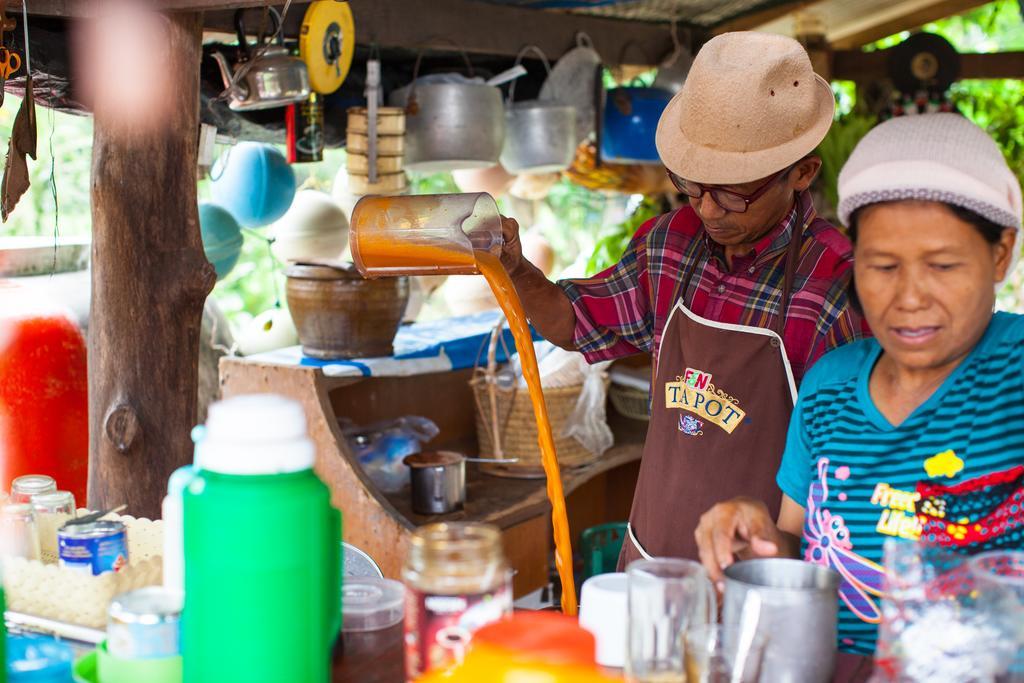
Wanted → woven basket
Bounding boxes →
[470,322,601,478]
[608,383,651,422]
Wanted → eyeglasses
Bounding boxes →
[667,163,796,214]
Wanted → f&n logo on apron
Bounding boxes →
[665,368,746,434]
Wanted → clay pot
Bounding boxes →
[285,260,409,359]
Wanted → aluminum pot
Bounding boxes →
[389,82,505,172]
[500,102,576,174]
[723,558,840,683]
[403,451,466,515]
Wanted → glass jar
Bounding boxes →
[0,502,41,560]
[11,475,57,504]
[403,522,512,680]
[31,490,76,560]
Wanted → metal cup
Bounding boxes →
[403,451,465,515]
[723,558,839,683]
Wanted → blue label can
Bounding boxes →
[58,520,129,575]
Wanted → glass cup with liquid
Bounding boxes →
[31,490,76,560]
[625,558,717,683]
[349,193,503,277]
[683,624,766,683]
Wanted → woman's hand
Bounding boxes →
[499,216,524,275]
[694,497,790,587]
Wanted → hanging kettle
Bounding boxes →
[212,7,311,111]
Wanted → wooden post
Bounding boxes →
[88,11,216,518]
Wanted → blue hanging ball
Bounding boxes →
[200,202,244,280]
[209,142,297,228]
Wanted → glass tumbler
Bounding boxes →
[32,490,76,560]
[11,474,57,504]
[684,624,766,683]
[625,558,717,683]
[970,550,1024,680]
[0,502,41,560]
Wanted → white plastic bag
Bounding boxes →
[563,357,613,456]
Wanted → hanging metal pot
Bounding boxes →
[500,46,576,175]
[388,49,504,172]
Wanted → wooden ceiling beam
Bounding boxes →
[6,1,261,14]
[833,48,1024,81]
[214,0,678,64]
[8,0,681,65]
[713,0,823,34]
[829,0,991,49]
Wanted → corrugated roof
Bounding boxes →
[473,0,786,26]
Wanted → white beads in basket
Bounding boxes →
[2,510,164,628]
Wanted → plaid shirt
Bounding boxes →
[559,191,867,383]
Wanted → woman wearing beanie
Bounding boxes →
[694,113,1024,666]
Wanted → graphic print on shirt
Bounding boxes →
[804,457,885,624]
[923,449,965,479]
[869,450,967,541]
[665,366,746,435]
[870,482,923,540]
[916,465,1024,551]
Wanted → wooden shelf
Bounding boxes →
[220,355,645,597]
[382,433,645,531]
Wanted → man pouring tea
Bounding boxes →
[499,32,866,566]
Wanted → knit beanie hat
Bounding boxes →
[837,113,1023,232]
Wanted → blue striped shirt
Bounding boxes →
[777,311,1024,655]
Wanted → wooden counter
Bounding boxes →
[220,354,645,597]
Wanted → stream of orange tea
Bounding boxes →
[357,236,578,616]
[476,250,577,616]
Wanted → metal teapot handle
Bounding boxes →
[508,44,552,103]
[406,39,475,114]
[234,6,283,60]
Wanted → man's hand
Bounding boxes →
[694,497,787,587]
[499,215,524,275]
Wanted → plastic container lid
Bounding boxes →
[194,394,315,475]
[341,577,404,632]
[7,634,74,683]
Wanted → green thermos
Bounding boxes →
[182,394,341,683]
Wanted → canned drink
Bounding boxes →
[11,475,57,504]
[108,587,182,659]
[58,520,129,575]
[32,491,76,560]
[0,503,41,560]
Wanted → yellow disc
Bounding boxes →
[299,0,356,95]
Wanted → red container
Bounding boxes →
[0,282,88,503]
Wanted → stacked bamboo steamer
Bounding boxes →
[345,106,408,195]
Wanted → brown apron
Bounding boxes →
[620,204,808,567]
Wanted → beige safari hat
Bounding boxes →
[655,31,835,185]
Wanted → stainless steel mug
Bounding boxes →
[723,558,840,683]
[403,451,466,515]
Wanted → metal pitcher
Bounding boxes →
[723,558,840,683]
[212,7,310,111]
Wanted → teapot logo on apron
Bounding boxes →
[665,368,746,436]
